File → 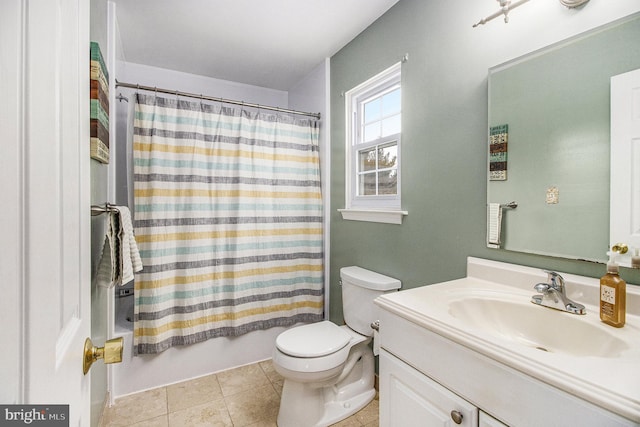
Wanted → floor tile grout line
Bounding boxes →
[164,386,169,423]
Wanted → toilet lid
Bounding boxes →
[276,321,352,358]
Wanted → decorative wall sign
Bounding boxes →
[90,41,109,163]
[489,124,508,181]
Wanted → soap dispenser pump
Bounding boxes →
[600,252,626,327]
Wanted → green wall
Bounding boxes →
[329,0,640,324]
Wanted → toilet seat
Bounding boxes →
[273,323,368,375]
[276,321,351,358]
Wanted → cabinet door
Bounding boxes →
[479,411,509,427]
[380,349,478,427]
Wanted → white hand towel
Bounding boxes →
[96,235,115,288]
[488,203,502,247]
[94,205,142,288]
[96,212,121,288]
[117,206,143,285]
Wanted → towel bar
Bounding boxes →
[91,203,118,216]
[500,201,518,209]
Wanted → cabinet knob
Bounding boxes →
[451,410,463,424]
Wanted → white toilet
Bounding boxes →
[272,266,401,427]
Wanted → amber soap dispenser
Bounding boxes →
[600,254,626,327]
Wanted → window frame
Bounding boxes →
[341,63,407,224]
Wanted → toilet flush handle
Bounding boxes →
[370,320,380,331]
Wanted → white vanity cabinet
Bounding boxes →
[380,348,508,427]
[376,303,637,427]
[380,348,490,427]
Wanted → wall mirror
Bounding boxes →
[487,14,640,263]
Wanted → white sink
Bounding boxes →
[375,257,640,422]
[448,296,628,357]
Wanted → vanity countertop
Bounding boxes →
[375,257,640,423]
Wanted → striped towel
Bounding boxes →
[96,206,143,287]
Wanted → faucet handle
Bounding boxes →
[543,270,564,290]
[534,283,550,293]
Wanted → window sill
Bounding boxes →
[338,208,408,224]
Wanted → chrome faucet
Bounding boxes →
[531,270,586,315]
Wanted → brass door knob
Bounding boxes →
[83,337,124,375]
[612,243,629,255]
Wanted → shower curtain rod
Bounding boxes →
[115,80,321,120]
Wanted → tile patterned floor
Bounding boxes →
[102,360,379,427]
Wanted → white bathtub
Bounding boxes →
[111,290,293,398]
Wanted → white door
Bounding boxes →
[0,0,91,424]
[611,68,640,265]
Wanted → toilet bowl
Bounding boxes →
[272,266,401,427]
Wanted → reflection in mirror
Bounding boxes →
[487,14,640,262]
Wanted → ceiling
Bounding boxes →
[112,0,400,91]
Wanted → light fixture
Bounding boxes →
[559,0,590,7]
[473,0,590,28]
[473,0,531,28]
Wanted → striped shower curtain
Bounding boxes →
[132,93,323,355]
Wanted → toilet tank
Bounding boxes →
[340,266,401,336]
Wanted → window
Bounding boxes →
[340,63,407,224]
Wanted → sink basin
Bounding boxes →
[448,297,628,357]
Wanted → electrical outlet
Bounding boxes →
[546,186,559,204]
